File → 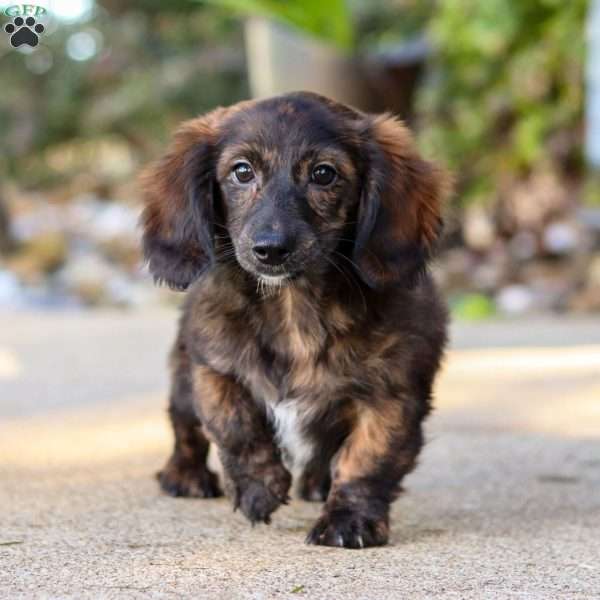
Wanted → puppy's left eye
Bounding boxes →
[233,162,255,184]
[311,164,337,186]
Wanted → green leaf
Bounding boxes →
[451,294,496,321]
[200,0,354,50]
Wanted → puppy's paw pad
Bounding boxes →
[305,510,388,549]
[157,460,222,499]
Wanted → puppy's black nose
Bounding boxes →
[252,233,293,266]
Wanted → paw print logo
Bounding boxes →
[4,16,45,48]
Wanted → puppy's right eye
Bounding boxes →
[311,164,337,186]
[233,162,255,184]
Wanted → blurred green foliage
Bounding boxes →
[418,0,587,207]
[0,0,432,191]
[0,0,248,188]
[203,0,433,52]
[352,0,433,51]
[203,0,354,50]
[0,0,588,213]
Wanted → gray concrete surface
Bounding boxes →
[1,310,599,599]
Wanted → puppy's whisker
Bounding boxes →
[207,219,228,229]
[327,237,358,245]
[322,251,367,312]
[331,250,377,302]
[332,250,363,273]
[320,221,359,231]
[329,241,385,266]
[214,246,238,265]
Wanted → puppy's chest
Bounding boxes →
[245,355,325,472]
[244,291,346,469]
[256,289,344,397]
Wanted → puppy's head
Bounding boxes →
[141,92,449,290]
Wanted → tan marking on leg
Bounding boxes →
[192,364,240,433]
[334,402,403,484]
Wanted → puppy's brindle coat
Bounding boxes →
[141,92,449,548]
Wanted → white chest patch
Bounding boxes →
[269,401,314,473]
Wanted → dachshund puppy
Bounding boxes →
[141,92,449,548]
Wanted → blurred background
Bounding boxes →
[2,4,599,595]
[0,0,597,317]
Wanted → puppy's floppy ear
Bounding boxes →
[140,108,227,290]
[353,114,450,288]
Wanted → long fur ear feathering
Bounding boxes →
[353,113,451,289]
[139,107,230,290]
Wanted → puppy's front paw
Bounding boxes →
[305,508,389,549]
[234,466,292,524]
[157,458,222,498]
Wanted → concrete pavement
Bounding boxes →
[1,310,599,599]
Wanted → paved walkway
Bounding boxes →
[1,311,599,599]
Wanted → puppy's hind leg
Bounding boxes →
[157,338,222,498]
[299,457,332,502]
